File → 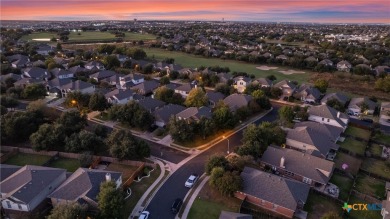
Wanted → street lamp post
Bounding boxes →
[223,136,230,154]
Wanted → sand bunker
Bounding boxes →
[256,65,279,71]
[32,38,51,41]
[278,70,305,75]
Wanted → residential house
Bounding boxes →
[0,73,22,84]
[321,92,350,106]
[375,66,390,77]
[381,102,390,115]
[337,60,352,72]
[223,93,252,112]
[154,104,186,127]
[381,182,390,219]
[119,73,144,88]
[131,80,160,96]
[233,76,252,93]
[46,78,72,97]
[137,97,166,113]
[274,80,297,97]
[262,52,273,59]
[286,124,340,159]
[252,78,273,88]
[101,74,121,87]
[116,54,129,63]
[348,97,377,115]
[294,121,343,143]
[14,78,44,88]
[260,146,335,188]
[0,165,66,216]
[176,106,212,122]
[235,167,310,219]
[319,59,333,67]
[105,89,134,104]
[308,105,349,130]
[206,91,225,108]
[174,82,197,98]
[51,68,74,79]
[276,55,288,61]
[23,67,48,80]
[294,84,322,103]
[0,164,21,182]
[8,54,30,68]
[85,61,105,71]
[68,65,87,74]
[89,70,116,82]
[49,168,122,209]
[178,68,196,78]
[60,80,95,97]
[35,44,54,55]
[217,72,233,84]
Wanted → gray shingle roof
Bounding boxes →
[253,78,273,87]
[240,167,310,210]
[61,80,94,91]
[176,106,212,121]
[321,93,350,105]
[294,121,342,142]
[274,80,297,90]
[175,83,195,92]
[287,125,340,157]
[90,70,116,80]
[24,67,47,78]
[137,97,166,112]
[308,105,347,127]
[0,73,22,83]
[261,146,335,184]
[348,97,377,111]
[154,104,186,124]
[51,68,73,77]
[47,78,72,88]
[131,80,160,95]
[0,164,21,182]
[206,91,225,103]
[105,89,134,101]
[223,93,252,111]
[48,168,121,203]
[0,165,66,204]
[68,66,87,73]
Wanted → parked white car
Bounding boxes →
[185,174,199,188]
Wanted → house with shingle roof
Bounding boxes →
[308,105,348,130]
[235,167,310,219]
[286,124,340,159]
[48,168,122,208]
[14,78,45,88]
[46,78,73,97]
[348,97,377,115]
[294,121,343,143]
[8,54,30,68]
[174,83,197,98]
[321,92,350,106]
[23,67,48,80]
[105,89,134,104]
[89,70,116,82]
[68,65,87,74]
[119,73,144,89]
[60,80,95,97]
[35,44,54,56]
[85,61,105,71]
[252,78,273,88]
[137,97,166,113]
[274,80,297,97]
[337,60,352,72]
[206,91,225,108]
[176,106,212,122]
[154,104,186,127]
[0,164,21,182]
[319,59,333,66]
[294,84,322,103]
[0,73,22,84]
[131,80,160,96]
[233,76,252,93]
[261,146,335,188]
[51,68,74,79]
[223,93,252,112]
[0,165,66,216]
[217,73,233,84]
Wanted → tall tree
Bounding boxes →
[168,117,195,142]
[212,104,237,129]
[314,79,329,93]
[104,55,120,69]
[21,83,46,99]
[89,92,109,112]
[97,181,124,219]
[278,106,295,124]
[57,110,87,136]
[30,123,66,151]
[106,129,150,160]
[184,88,208,107]
[47,202,87,219]
[205,155,228,175]
[65,130,105,153]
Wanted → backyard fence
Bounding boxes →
[359,168,390,181]
[348,121,373,130]
[350,190,381,204]
[122,163,145,188]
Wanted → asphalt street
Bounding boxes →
[145,104,280,219]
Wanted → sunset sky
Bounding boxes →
[1,0,389,23]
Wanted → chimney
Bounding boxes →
[280,157,285,168]
[105,173,111,182]
[337,111,340,118]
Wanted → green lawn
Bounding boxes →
[4,153,52,166]
[369,144,383,157]
[372,133,390,145]
[188,198,237,219]
[347,196,382,219]
[68,31,115,42]
[48,157,80,172]
[361,158,390,180]
[304,191,343,219]
[338,138,367,156]
[344,127,371,141]
[142,48,310,83]
[329,172,353,201]
[334,153,362,176]
[123,165,161,219]
[20,32,58,41]
[355,173,386,199]
[123,32,156,41]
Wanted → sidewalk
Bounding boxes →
[129,158,168,219]
[179,175,210,219]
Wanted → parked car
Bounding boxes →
[171,198,183,214]
[185,174,199,188]
[139,211,150,219]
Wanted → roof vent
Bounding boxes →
[280,157,285,168]
[105,173,112,182]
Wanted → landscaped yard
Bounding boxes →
[142,47,310,83]
[188,182,241,219]
[347,196,382,219]
[334,152,362,176]
[329,172,353,201]
[4,153,52,166]
[48,157,80,172]
[369,143,383,157]
[304,191,342,219]
[373,133,390,145]
[338,138,367,156]
[361,158,390,180]
[106,163,140,182]
[355,173,386,199]
[123,165,161,219]
[344,126,371,141]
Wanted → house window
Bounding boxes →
[18,204,22,210]
[6,201,11,208]
[327,119,330,122]
[240,82,243,85]
[322,118,324,121]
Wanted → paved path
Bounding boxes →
[129,158,167,219]
[179,175,210,219]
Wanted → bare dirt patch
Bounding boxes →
[278,69,306,75]
[256,65,279,71]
